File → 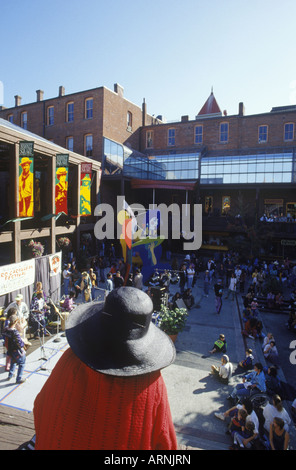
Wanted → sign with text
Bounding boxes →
[0,259,35,296]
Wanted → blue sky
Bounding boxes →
[1,0,296,121]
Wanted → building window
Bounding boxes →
[195,125,203,144]
[146,130,153,148]
[47,106,54,126]
[286,202,296,218]
[8,114,13,123]
[284,123,294,141]
[127,111,132,130]
[200,152,293,185]
[219,122,228,143]
[66,136,74,152]
[66,102,74,122]
[168,128,175,146]
[205,196,213,213]
[21,112,27,129]
[85,134,93,157]
[85,98,93,119]
[258,125,268,143]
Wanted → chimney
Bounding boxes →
[14,95,22,107]
[36,89,44,102]
[239,102,245,116]
[181,115,189,122]
[142,98,147,126]
[59,86,65,97]
[114,83,124,97]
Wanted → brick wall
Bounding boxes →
[140,110,296,153]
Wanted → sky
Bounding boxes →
[1,0,296,121]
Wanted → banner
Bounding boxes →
[49,252,62,277]
[55,154,69,215]
[0,259,35,297]
[80,163,92,215]
[19,141,34,217]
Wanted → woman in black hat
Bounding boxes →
[33,287,177,450]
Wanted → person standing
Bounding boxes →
[4,314,27,384]
[5,294,29,343]
[204,270,210,297]
[214,279,223,314]
[225,273,237,300]
[63,263,72,296]
[105,272,113,295]
[113,270,124,289]
[186,263,195,289]
[133,268,143,290]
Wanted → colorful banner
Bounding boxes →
[49,252,62,277]
[0,259,35,296]
[80,163,92,215]
[19,141,34,217]
[55,154,69,215]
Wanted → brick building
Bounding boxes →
[1,86,296,261]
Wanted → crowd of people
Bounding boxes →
[2,242,296,450]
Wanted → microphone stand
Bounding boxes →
[30,310,51,370]
[47,298,64,342]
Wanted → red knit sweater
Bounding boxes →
[33,348,177,450]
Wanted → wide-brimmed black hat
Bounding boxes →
[66,287,176,376]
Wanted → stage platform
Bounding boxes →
[0,333,69,414]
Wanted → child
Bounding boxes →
[228,408,247,438]
[231,421,255,449]
[3,314,27,384]
[63,291,75,312]
[236,349,254,373]
[209,334,227,354]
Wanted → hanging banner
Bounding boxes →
[80,162,92,215]
[0,258,35,297]
[55,154,69,215]
[19,141,34,217]
[49,252,62,277]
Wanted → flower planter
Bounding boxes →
[168,334,178,343]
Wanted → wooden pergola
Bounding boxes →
[0,119,101,263]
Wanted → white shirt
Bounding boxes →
[229,277,237,291]
[219,362,233,380]
[237,404,259,434]
[63,268,71,280]
[263,403,291,432]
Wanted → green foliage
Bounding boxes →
[158,304,188,335]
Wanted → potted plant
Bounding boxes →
[27,239,44,258]
[158,304,188,342]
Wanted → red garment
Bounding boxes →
[33,348,177,450]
